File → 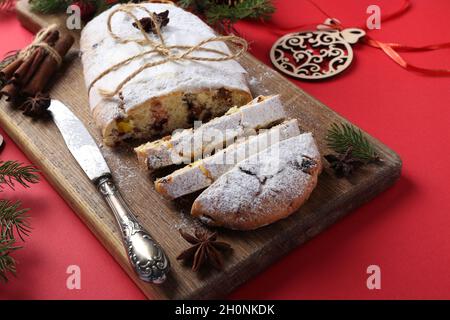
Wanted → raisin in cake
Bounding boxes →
[135,95,287,170]
[191,133,322,230]
[80,3,252,146]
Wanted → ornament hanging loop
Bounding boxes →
[317,18,366,44]
[340,29,366,44]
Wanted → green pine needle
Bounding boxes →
[0,200,31,242]
[29,0,71,14]
[180,0,275,28]
[0,239,21,283]
[0,52,18,70]
[0,160,38,283]
[27,0,275,29]
[179,0,210,12]
[206,0,274,25]
[326,122,379,162]
[178,0,196,7]
[0,51,19,89]
[0,161,40,190]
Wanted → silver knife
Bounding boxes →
[48,99,170,284]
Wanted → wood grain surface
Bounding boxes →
[0,0,402,299]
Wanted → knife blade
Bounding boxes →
[48,99,110,182]
[48,99,170,284]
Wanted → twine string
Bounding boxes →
[89,2,248,98]
[18,24,63,66]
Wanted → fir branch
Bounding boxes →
[206,0,275,25]
[0,51,19,70]
[0,51,19,89]
[0,200,31,242]
[0,239,21,283]
[180,0,274,32]
[178,0,195,7]
[29,0,71,14]
[0,161,40,190]
[0,159,39,283]
[179,0,210,12]
[326,122,379,163]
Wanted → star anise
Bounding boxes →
[177,228,231,272]
[132,10,169,34]
[324,147,363,178]
[20,92,51,118]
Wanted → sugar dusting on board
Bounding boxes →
[172,208,204,231]
[101,144,202,230]
[102,146,139,189]
[247,74,271,95]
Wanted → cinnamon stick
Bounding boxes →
[0,58,23,80]
[23,33,74,96]
[0,83,19,101]
[17,50,42,85]
[12,50,39,84]
[13,30,59,86]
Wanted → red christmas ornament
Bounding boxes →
[72,1,96,21]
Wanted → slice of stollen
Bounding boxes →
[135,95,286,170]
[155,119,300,200]
[191,133,322,230]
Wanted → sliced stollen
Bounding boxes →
[155,119,300,200]
[191,133,322,230]
[135,95,287,170]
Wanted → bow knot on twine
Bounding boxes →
[88,2,248,98]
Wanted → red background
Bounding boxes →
[1,0,450,299]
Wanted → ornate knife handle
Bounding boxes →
[96,175,170,284]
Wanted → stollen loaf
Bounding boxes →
[80,2,252,146]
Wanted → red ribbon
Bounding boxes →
[273,0,450,76]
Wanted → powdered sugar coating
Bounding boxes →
[139,95,286,169]
[155,119,300,199]
[80,3,249,129]
[191,133,322,230]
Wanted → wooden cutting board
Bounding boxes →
[2,0,402,299]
